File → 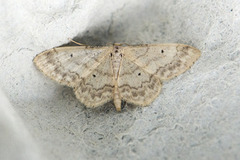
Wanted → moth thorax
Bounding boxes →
[112,47,123,80]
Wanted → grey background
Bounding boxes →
[0,0,240,160]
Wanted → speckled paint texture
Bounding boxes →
[0,0,240,160]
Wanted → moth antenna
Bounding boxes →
[122,42,130,46]
[68,38,86,46]
[113,43,125,46]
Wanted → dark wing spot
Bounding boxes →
[132,91,137,97]
[161,50,164,53]
[93,74,96,77]
[138,72,141,76]
[110,53,113,57]
[70,54,73,57]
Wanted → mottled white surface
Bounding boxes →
[0,89,42,160]
[0,0,240,160]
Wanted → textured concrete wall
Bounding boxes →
[0,0,240,159]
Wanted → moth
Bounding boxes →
[34,43,201,111]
